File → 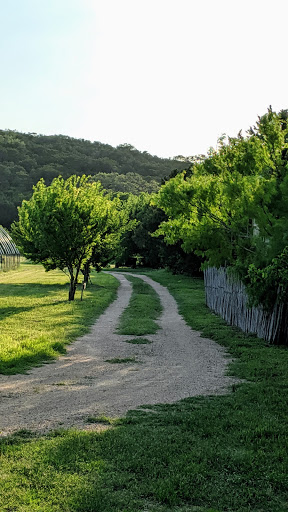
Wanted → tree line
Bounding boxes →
[0,131,187,228]
[11,107,288,319]
[11,175,201,301]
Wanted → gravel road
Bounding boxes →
[0,273,238,436]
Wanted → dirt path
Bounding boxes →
[0,273,237,436]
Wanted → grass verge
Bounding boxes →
[123,337,152,344]
[105,357,138,364]
[0,262,119,374]
[0,270,287,511]
[86,416,119,426]
[116,274,162,335]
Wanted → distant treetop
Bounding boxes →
[0,130,188,227]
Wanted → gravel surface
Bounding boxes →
[0,273,238,436]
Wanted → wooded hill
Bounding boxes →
[0,130,187,227]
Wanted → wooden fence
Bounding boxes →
[204,267,288,345]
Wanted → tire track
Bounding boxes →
[0,273,238,436]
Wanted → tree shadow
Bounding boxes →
[0,404,188,511]
[0,305,35,320]
[0,424,147,510]
[0,282,71,320]
[0,282,69,298]
[0,344,67,375]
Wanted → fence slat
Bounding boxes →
[204,267,287,345]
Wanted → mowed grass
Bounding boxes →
[0,269,287,511]
[123,337,152,344]
[116,275,162,335]
[0,262,119,374]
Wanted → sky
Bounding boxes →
[0,0,287,159]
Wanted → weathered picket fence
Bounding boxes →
[204,267,288,345]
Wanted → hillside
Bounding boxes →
[0,130,187,227]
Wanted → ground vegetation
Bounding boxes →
[0,269,287,511]
[0,262,118,374]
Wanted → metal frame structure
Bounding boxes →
[0,227,20,271]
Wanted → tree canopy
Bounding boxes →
[0,130,187,227]
[12,175,124,300]
[115,193,202,274]
[154,108,288,309]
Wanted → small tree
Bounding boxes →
[12,175,122,300]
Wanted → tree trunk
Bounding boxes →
[68,264,82,301]
[68,273,77,301]
[69,282,76,301]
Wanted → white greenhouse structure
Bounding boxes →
[0,227,20,271]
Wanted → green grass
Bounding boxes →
[116,274,162,335]
[105,357,138,364]
[0,262,119,374]
[0,269,287,511]
[123,337,152,344]
[86,415,118,425]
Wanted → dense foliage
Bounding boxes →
[90,172,159,196]
[116,194,165,268]
[0,131,186,227]
[116,193,202,274]
[12,175,125,300]
[155,108,288,309]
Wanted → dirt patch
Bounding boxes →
[0,273,239,436]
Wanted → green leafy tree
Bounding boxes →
[115,193,202,274]
[154,167,275,268]
[12,175,123,300]
[154,108,288,308]
[91,172,160,195]
[115,194,165,268]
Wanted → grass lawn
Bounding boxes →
[0,261,119,374]
[116,274,162,335]
[0,269,287,511]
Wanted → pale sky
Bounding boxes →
[0,0,287,158]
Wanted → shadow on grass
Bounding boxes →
[1,385,287,512]
[0,282,70,298]
[0,281,106,299]
[0,305,36,320]
[0,275,119,375]
[0,347,66,375]
[0,281,106,321]
[0,337,71,374]
[0,299,70,321]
